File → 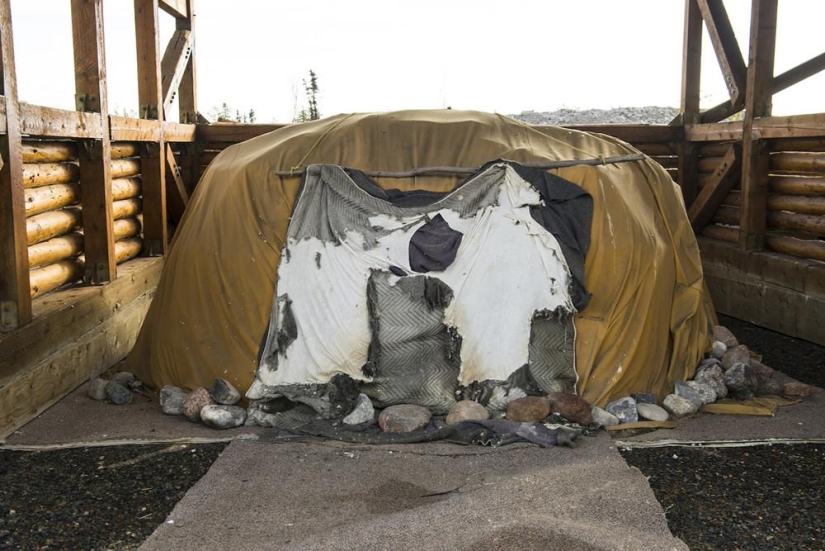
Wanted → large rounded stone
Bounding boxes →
[783,381,812,398]
[200,405,247,429]
[378,404,431,433]
[663,394,697,417]
[446,400,489,425]
[694,364,728,399]
[685,381,717,405]
[675,381,704,408]
[209,378,241,405]
[710,341,727,359]
[160,385,187,415]
[724,362,758,393]
[343,393,375,425]
[636,402,669,422]
[505,396,551,423]
[605,397,638,424]
[111,371,136,387]
[754,375,781,396]
[182,387,215,423]
[590,406,619,427]
[105,381,132,405]
[546,392,593,425]
[713,325,739,348]
[87,378,108,401]
[750,360,774,378]
[721,345,751,370]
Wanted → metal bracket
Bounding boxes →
[75,94,101,112]
[140,104,159,120]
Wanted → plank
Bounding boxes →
[0,0,31,331]
[165,143,188,223]
[676,0,703,206]
[110,115,160,141]
[688,144,741,231]
[753,113,825,140]
[195,123,287,143]
[160,28,192,114]
[158,0,187,19]
[163,121,196,141]
[684,121,743,141]
[176,0,197,124]
[19,103,103,138]
[739,0,778,250]
[697,0,747,104]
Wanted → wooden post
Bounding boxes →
[135,0,167,254]
[739,0,778,250]
[677,0,703,208]
[177,0,197,124]
[697,0,747,105]
[71,0,116,284]
[0,0,31,331]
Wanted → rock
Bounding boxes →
[694,363,728,399]
[546,392,593,425]
[710,341,727,359]
[721,345,751,370]
[445,400,488,425]
[111,371,135,387]
[713,325,739,348]
[505,396,551,423]
[104,381,132,405]
[750,359,774,378]
[605,397,638,424]
[631,393,657,405]
[160,385,187,415]
[182,387,215,423]
[663,394,698,417]
[724,362,758,393]
[87,378,108,401]
[636,402,670,422]
[343,393,376,425]
[675,381,704,408]
[200,405,247,429]
[209,379,241,405]
[686,381,718,405]
[379,404,432,432]
[783,381,812,398]
[729,388,754,401]
[590,406,620,427]
[754,375,781,396]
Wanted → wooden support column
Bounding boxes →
[739,0,778,250]
[71,0,116,283]
[0,0,31,331]
[176,0,200,193]
[677,0,703,208]
[135,0,167,255]
[697,0,747,105]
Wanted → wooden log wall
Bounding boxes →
[22,140,146,298]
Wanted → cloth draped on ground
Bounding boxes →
[127,109,714,407]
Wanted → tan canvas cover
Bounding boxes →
[127,110,713,407]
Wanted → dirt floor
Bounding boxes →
[0,314,823,550]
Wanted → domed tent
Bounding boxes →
[127,110,713,411]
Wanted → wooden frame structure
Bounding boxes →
[0,0,823,437]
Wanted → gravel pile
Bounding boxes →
[510,106,679,126]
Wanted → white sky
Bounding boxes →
[8,1,825,123]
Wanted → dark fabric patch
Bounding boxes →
[248,373,360,423]
[460,364,544,412]
[361,270,460,413]
[389,265,407,277]
[408,214,463,273]
[528,308,577,393]
[276,297,298,355]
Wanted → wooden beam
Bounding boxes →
[676,0,703,206]
[196,122,288,143]
[176,0,197,124]
[134,0,167,254]
[163,121,196,141]
[110,115,160,141]
[754,113,825,140]
[685,121,743,141]
[165,143,188,223]
[739,0,778,250]
[0,0,31,331]
[700,52,825,123]
[697,0,748,104]
[0,257,162,439]
[160,28,193,114]
[72,0,116,284]
[688,144,741,231]
[158,0,187,19]
[19,103,103,138]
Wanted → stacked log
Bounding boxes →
[23,140,146,298]
[700,144,825,264]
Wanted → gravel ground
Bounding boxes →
[0,443,226,551]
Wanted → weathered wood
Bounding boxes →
[19,103,103,139]
[724,189,825,215]
[22,162,80,189]
[698,155,725,173]
[110,115,160,141]
[158,0,187,19]
[769,175,825,195]
[764,233,825,262]
[112,197,142,220]
[689,145,741,231]
[26,208,82,245]
[676,0,702,208]
[165,144,188,223]
[0,257,162,385]
[195,123,287,143]
[754,113,825,140]
[110,142,138,159]
[685,121,744,142]
[739,0,778,250]
[21,141,77,163]
[24,183,80,217]
[176,0,197,124]
[701,224,738,242]
[111,158,141,178]
[712,205,740,226]
[633,143,677,156]
[160,28,193,113]
[29,259,84,298]
[677,142,700,208]
[770,152,825,173]
[699,143,737,157]
[697,0,747,104]
[115,237,143,264]
[650,156,679,170]
[113,216,141,240]
[163,121,196,142]
[769,138,825,153]
[768,210,825,237]
[0,257,162,438]
[112,177,142,200]
[27,232,84,269]
[0,0,31,331]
